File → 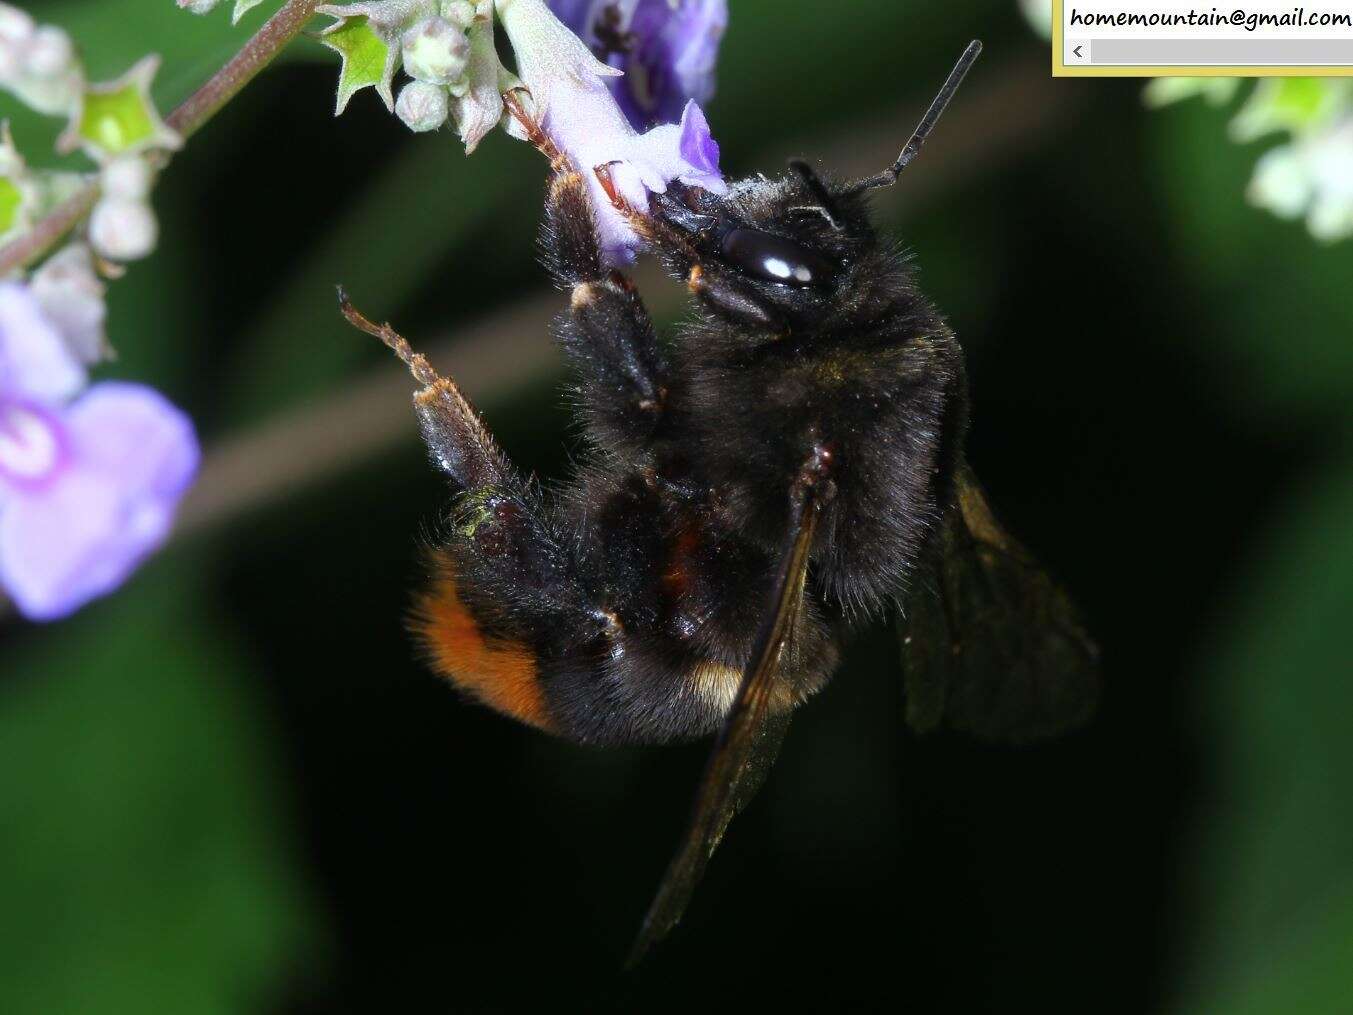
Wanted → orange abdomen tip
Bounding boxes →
[413,555,555,733]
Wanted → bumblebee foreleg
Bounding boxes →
[541,170,669,456]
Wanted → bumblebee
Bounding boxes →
[340,41,1098,964]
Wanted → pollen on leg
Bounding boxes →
[687,264,705,293]
[549,169,587,206]
[571,282,599,310]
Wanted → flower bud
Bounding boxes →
[396,79,449,131]
[1248,145,1310,220]
[24,25,73,77]
[100,156,154,201]
[441,1,476,28]
[402,16,469,86]
[31,244,109,364]
[0,6,34,45]
[89,197,158,261]
[0,8,82,116]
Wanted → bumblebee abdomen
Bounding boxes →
[412,481,840,744]
[413,554,556,733]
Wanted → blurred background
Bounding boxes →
[5,0,1353,1011]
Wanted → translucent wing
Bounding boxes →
[898,465,1100,743]
[627,486,821,967]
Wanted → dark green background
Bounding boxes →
[4,1,1352,1011]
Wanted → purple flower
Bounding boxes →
[500,0,726,264]
[678,98,720,176]
[551,0,728,130]
[0,281,199,621]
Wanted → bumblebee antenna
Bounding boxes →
[845,39,982,194]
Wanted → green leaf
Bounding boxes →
[0,176,22,236]
[1178,458,1353,1010]
[65,55,183,160]
[320,16,396,114]
[0,565,321,1014]
[1230,78,1352,142]
[1181,878,1353,1015]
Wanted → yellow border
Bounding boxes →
[1051,0,1353,75]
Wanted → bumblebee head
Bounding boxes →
[635,40,982,337]
[639,166,878,335]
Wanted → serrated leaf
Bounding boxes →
[321,16,397,114]
[61,55,184,160]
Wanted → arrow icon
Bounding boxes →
[1073,44,1084,58]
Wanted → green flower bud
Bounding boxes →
[402,16,470,86]
[396,79,450,131]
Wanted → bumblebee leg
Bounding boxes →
[339,291,617,731]
[339,289,818,744]
[684,263,780,331]
[542,170,669,455]
[338,289,510,494]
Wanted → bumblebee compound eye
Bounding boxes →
[719,228,836,288]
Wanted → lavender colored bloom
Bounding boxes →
[500,0,726,263]
[552,0,728,130]
[0,282,199,621]
[678,98,719,176]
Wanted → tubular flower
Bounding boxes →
[550,0,728,129]
[499,0,725,263]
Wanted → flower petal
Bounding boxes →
[504,0,727,264]
[451,17,505,152]
[64,381,199,498]
[497,0,622,124]
[0,400,67,497]
[636,0,727,124]
[553,0,728,130]
[0,381,199,621]
[0,281,86,403]
[1,468,127,620]
[677,99,720,180]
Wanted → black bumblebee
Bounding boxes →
[340,40,1098,965]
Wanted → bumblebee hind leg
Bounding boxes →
[338,293,606,733]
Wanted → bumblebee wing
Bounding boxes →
[898,465,1100,743]
[626,485,821,967]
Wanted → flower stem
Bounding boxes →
[167,0,325,139]
[0,0,325,275]
[0,186,100,277]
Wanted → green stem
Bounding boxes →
[167,0,325,139]
[0,0,324,275]
[0,186,100,276]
